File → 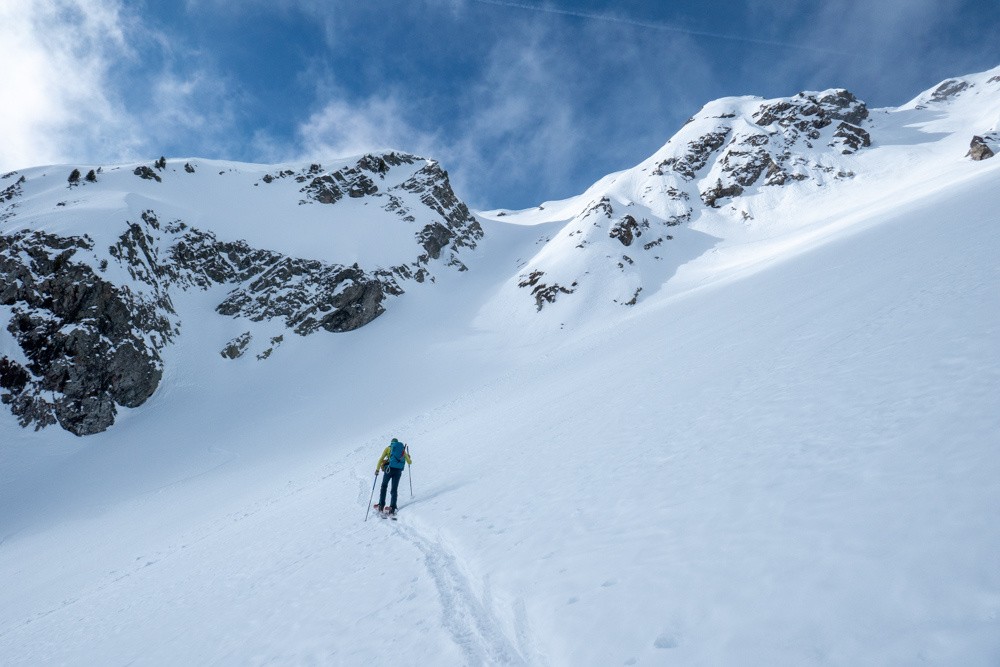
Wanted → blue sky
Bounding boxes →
[2,0,998,209]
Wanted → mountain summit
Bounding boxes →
[0,153,481,434]
[480,65,1000,318]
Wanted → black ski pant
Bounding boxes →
[379,467,403,509]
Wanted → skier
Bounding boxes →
[374,437,411,517]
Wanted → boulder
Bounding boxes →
[967,136,995,161]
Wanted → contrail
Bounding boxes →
[469,0,848,56]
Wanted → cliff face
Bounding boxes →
[0,153,482,435]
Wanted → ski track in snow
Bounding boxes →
[394,523,528,665]
[357,461,533,665]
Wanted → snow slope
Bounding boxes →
[1,68,999,665]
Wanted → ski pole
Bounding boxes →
[365,471,379,522]
[406,445,413,499]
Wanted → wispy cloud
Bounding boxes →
[469,0,851,56]
[0,1,245,171]
[742,0,991,105]
[293,93,441,162]
[434,11,714,208]
[286,4,716,209]
[0,0,139,170]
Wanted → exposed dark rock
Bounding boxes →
[967,136,995,161]
[298,158,390,204]
[1,152,483,435]
[0,357,29,393]
[816,90,870,125]
[831,122,872,154]
[930,79,970,102]
[654,129,731,179]
[582,197,615,219]
[0,230,168,435]
[256,335,284,361]
[701,179,744,207]
[1,175,25,203]
[610,215,643,246]
[517,270,577,311]
[133,165,162,182]
[0,208,405,433]
[221,332,252,359]
[302,174,344,204]
[216,259,396,335]
[418,222,454,260]
[693,90,871,195]
[184,163,195,173]
[755,90,868,131]
[68,169,80,184]
[719,138,783,187]
[396,161,484,262]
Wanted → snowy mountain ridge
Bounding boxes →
[3,67,999,435]
[0,153,481,434]
[480,65,1000,321]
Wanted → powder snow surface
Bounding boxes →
[1,73,999,665]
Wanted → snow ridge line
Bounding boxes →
[391,522,528,665]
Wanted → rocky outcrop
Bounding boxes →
[221,332,252,359]
[0,210,431,435]
[687,89,869,206]
[831,122,872,154]
[0,230,168,435]
[754,89,869,130]
[1,174,24,202]
[0,152,483,435]
[517,270,577,312]
[701,179,745,208]
[929,79,970,103]
[216,258,398,335]
[1,174,26,223]
[967,135,995,161]
[142,211,401,336]
[133,165,162,182]
[609,215,645,246]
[398,161,484,269]
[654,130,730,180]
[509,86,876,314]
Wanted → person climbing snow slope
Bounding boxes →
[374,438,411,517]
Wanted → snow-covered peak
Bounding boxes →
[901,63,1000,110]
[478,65,999,328]
[0,151,482,435]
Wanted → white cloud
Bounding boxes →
[0,1,244,172]
[0,0,141,170]
[294,94,441,162]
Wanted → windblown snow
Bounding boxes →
[1,67,999,665]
